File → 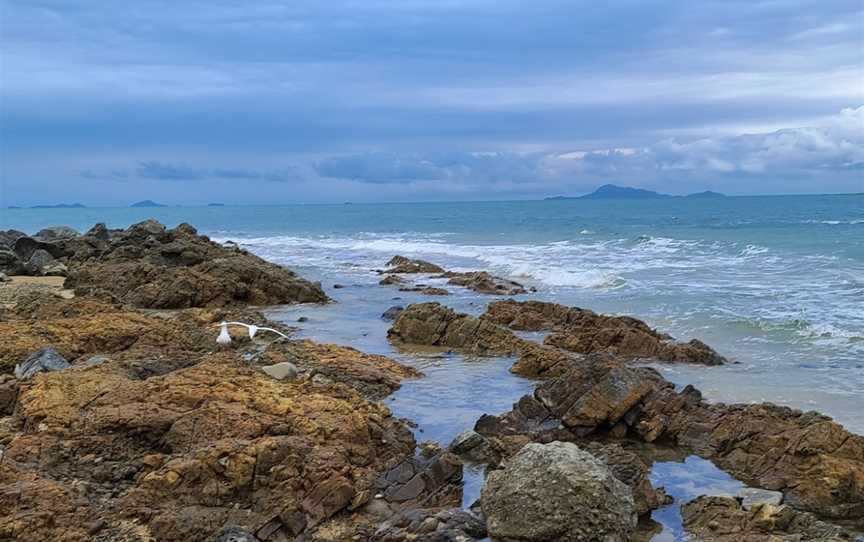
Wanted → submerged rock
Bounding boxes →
[398,286,450,295]
[482,441,637,542]
[14,347,71,379]
[439,271,527,296]
[378,274,405,285]
[384,255,445,274]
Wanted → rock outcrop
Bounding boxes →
[474,361,864,522]
[387,302,574,377]
[681,496,857,541]
[2,354,417,542]
[482,441,637,542]
[380,255,529,296]
[0,220,329,308]
[439,271,527,296]
[383,256,445,274]
[484,299,726,365]
[439,271,527,295]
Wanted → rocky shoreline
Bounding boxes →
[0,221,861,542]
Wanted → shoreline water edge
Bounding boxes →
[0,219,862,542]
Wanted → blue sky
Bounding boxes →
[1,0,862,205]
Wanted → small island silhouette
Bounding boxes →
[546,184,726,200]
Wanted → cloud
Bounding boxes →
[80,162,302,183]
[311,106,864,192]
[3,1,863,203]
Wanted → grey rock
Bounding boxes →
[85,222,111,240]
[738,487,783,510]
[213,526,260,542]
[12,235,65,261]
[0,249,26,275]
[25,248,56,274]
[381,305,404,321]
[260,362,298,380]
[0,272,8,282]
[15,347,72,380]
[84,355,110,366]
[125,219,167,239]
[42,261,69,277]
[35,226,80,241]
[449,429,500,464]
[482,441,637,542]
[0,229,26,250]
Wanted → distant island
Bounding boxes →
[9,202,87,209]
[207,203,225,207]
[130,200,167,208]
[546,184,726,200]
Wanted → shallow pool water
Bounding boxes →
[267,282,760,541]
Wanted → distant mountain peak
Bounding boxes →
[582,184,670,199]
[130,199,167,208]
[545,184,727,200]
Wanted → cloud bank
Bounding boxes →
[1,1,862,204]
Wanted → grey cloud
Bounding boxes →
[80,162,302,183]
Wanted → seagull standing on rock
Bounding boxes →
[215,321,290,346]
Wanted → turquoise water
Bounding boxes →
[4,195,862,432]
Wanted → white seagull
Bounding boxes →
[215,321,290,345]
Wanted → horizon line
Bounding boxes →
[4,190,864,209]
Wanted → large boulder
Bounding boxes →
[0,229,26,249]
[482,441,637,542]
[34,226,80,241]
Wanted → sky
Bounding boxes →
[1,0,862,206]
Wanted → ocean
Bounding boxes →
[5,194,862,540]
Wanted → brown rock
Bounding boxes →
[681,496,856,541]
[438,271,527,295]
[475,362,864,523]
[484,299,726,365]
[384,256,445,274]
[3,353,417,542]
[60,220,329,308]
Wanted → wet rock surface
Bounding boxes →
[438,271,527,296]
[482,441,637,542]
[384,255,445,274]
[484,299,726,365]
[474,360,864,523]
[681,495,858,541]
[379,255,529,296]
[387,302,572,378]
